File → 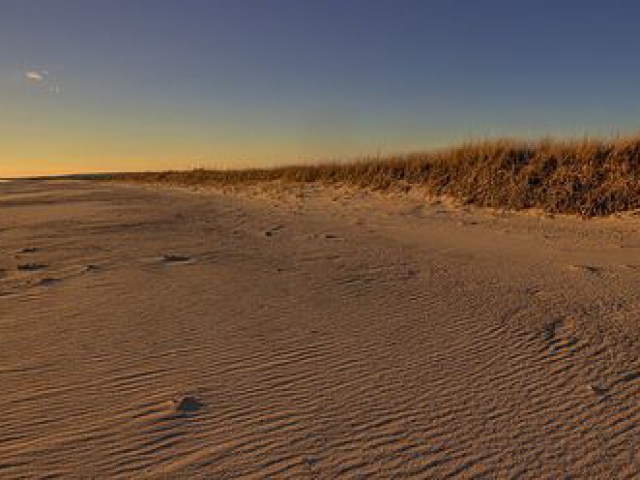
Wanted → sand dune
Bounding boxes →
[1,180,639,478]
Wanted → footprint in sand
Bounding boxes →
[309,233,341,240]
[525,287,544,297]
[541,317,575,344]
[568,264,602,276]
[162,254,193,264]
[586,384,609,398]
[542,319,562,342]
[263,225,284,237]
[406,268,420,278]
[323,233,340,240]
[17,263,47,272]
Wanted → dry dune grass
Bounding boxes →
[108,136,640,216]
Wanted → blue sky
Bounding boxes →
[2,0,640,175]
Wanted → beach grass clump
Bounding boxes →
[106,136,640,217]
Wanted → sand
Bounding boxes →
[0,179,639,478]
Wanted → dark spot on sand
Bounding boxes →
[163,254,192,263]
[619,371,639,383]
[173,395,204,413]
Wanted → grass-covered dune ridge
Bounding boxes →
[109,136,640,216]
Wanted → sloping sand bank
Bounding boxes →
[1,180,639,478]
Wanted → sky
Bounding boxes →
[2,0,640,177]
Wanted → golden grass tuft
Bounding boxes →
[106,136,640,217]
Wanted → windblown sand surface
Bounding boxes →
[1,180,639,478]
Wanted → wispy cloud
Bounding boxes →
[24,68,62,93]
[25,70,45,82]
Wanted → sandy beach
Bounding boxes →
[1,179,639,478]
